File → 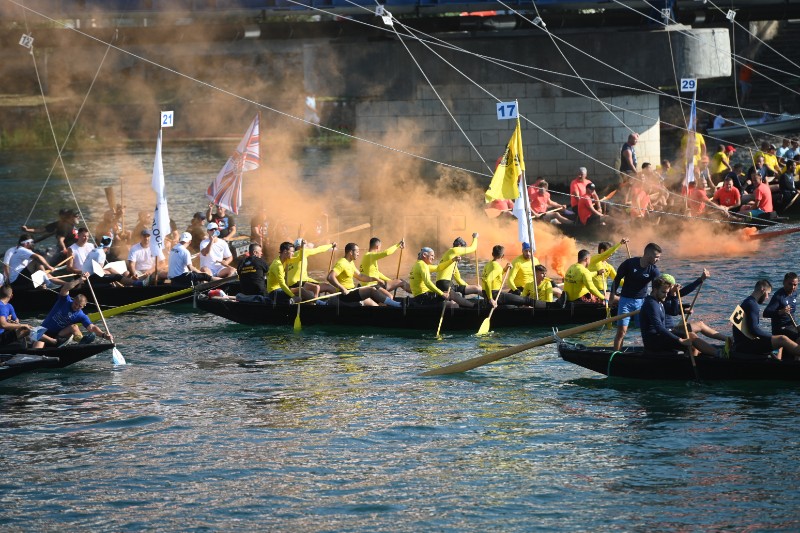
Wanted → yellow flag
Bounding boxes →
[485,120,525,203]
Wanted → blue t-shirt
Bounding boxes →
[612,257,661,299]
[763,287,797,334]
[640,295,681,350]
[42,294,92,333]
[0,301,18,333]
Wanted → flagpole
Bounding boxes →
[516,111,539,301]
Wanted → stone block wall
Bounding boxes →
[355,83,660,189]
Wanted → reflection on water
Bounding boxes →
[2,149,800,531]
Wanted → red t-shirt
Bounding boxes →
[570,178,591,208]
[688,187,709,215]
[712,187,741,207]
[754,182,773,212]
[527,186,550,214]
[577,195,595,225]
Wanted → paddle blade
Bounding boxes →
[112,347,126,366]
[31,270,47,288]
[293,310,302,332]
[476,317,491,336]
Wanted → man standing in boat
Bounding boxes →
[763,272,799,342]
[326,243,402,308]
[732,280,800,361]
[619,133,639,180]
[611,242,662,350]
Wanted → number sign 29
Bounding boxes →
[680,78,697,93]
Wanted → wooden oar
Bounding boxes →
[688,278,705,312]
[421,310,640,376]
[327,222,370,238]
[477,265,511,336]
[327,246,335,272]
[624,241,632,259]
[294,244,306,333]
[435,287,452,339]
[86,287,193,322]
[474,250,480,286]
[782,192,799,212]
[296,291,342,305]
[85,277,126,366]
[677,291,699,380]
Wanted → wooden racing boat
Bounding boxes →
[0,343,114,381]
[557,341,800,381]
[196,293,610,331]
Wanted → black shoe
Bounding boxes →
[56,334,74,347]
[78,332,97,345]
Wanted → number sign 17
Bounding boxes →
[496,101,518,120]
[680,78,697,93]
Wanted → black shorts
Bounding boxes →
[644,333,684,353]
[436,280,465,295]
[411,293,444,307]
[734,335,773,355]
[169,272,212,288]
[339,289,364,303]
[775,325,800,342]
[0,329,18,345]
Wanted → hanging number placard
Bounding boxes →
[19,34,34,49]
[726,10,736,22]
[680,78,697,93]
[160,111,174,128]
[496,101,518,120]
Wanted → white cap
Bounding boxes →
[207,222,219,231]
[180,232,192,243]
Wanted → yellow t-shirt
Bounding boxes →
[359,243,400,285]
[709,151,730,175]
[437,237,478,282]
[267,258,294,296]
[588,243,621,293]
[563,262,604,301]
[680,132,706,167]
[332,257,358,290]
[507,254,540,292]
[522,278,554,302]
[285,244,333,286]
[409,259,443,297]
[481,260,505,295]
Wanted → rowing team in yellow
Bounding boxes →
[246,233,629,309]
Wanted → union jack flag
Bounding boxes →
[207,114,260,214]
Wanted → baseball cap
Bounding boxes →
[180,232,192,243]
[726,145,736,152]
[586,183,596,190]
[206,222,219,231]
[522,242,531,251]
[98,236,113,248]
[769,144,777,150]
[193,211,206,220]
[141,229,151,236]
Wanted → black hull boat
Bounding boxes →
[557,341,800,381]
[0,343,114,381]
[197,295,610,331]
[12,283,193,316]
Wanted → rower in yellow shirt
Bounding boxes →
[507,242,540,295]
[482,245,544,308]
[408,247,458,308]
[286,239,338,298]
[588,238,628,303]
[326,243,402,307]
[359,237,411,294]
[522,264,555,303]
[267,241,315,304]
[437,233,481,298]
[563,249,606,303]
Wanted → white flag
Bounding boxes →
[512,179,536,253]
[151,129,171,256]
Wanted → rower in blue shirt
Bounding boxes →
[610,242,662,350]
[763,272,799,341]
[733,279,800,361]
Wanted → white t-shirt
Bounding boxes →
[8,246,34,283]
[127,242,164,272]
[199,238,232,272]
[168,244,192,278]
[70,242,95,271]
[83,248,107,274]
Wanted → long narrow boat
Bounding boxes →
[557,341,800,381]
[12,283,194,316]
[0,343,114,381]
[197,294,610,331]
